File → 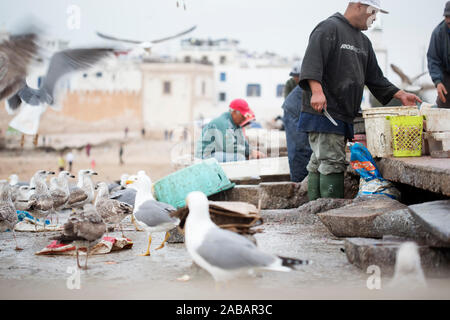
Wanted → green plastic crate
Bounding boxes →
[154,158,235,208]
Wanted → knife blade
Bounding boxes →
[323,109,338,126]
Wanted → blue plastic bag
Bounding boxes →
[349,142,401,200]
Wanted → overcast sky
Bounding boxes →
[0,0,445,86]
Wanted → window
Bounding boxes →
[201,56,209,64]
[184,56,191,63]
[219,92,226,102]
[163,81,171,95]
[96,72,103,78]
[220,56,227,64]
[201,81,206,96]
[246,84,261,97]
[276,84,285,97]
[219,72,226,82]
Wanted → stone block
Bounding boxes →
[409,200,450,245]
[344,238,450,277]
[318,197,407,238]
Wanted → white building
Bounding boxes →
[140,62,214,129]
[177,38,294,122]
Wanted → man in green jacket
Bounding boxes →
[196,99,266,162]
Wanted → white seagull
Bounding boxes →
[128,171,178,256]
[184,191,311,282]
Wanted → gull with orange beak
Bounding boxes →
[127,171,179,256]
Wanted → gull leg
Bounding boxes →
[84,246,90,270]
[155,232,170,251]
[13,230,23,251]
[76,248,82,269]
[132,215,143,231]
[119,223,125,238]
[139,235,152,256]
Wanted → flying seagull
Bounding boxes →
[0,32,39,103]
[96,25,197,54]
[184,191,311,282]
[390,64,434,94]
[5,47,113,112]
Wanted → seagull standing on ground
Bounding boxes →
[49,171,75,223]
[95,182,133,237]
[127,171,178,256]
[51,204,106,270]
[184,191,311,282]
[67,170,97,209]
[0,182,22,250]
[13,185,34,211]
[27,170,55,230]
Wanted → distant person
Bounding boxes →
[57,153,66,172]
[183,127,188,141]
[284,61,301,98]
[66,151,74,172]
[86,143,92,157]
[124,127,129,139]
[141,127,146,138]
[164,130,169,141]
[196,99,266,162]
[42,136,46,147]
[119,144,124,165]
[427,1,450,108]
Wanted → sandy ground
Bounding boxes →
[0,133,180,183]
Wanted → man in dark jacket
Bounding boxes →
[282,86,312,183]
[427,1,450,108]
[299,0,422,200]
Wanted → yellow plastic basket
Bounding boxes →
[388,115,423,157]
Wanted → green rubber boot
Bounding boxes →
[307,172,321,201]
[320,173,345,199]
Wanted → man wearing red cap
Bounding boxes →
[195,99,265,162]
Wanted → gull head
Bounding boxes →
[185,191,210,222]
[8,174,19,186]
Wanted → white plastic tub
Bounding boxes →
[362,106,420,158]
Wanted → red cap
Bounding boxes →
[229,99,255,126]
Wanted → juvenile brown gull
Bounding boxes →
[51,204,106,270]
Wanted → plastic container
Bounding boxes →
[389,115,423,157]
[362,107,419,157]
[153,158,235,208]
[420,107,450,132]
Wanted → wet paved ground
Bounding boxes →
[1,211,450,300]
